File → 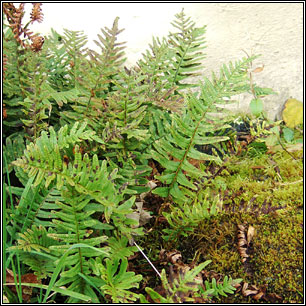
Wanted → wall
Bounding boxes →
[23,2,303,119]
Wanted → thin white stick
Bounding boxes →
[133,240,162,279]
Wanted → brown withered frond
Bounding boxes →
[30,35,45,52]
[3,3,44,51]
[3,3,26,47]
[30,3,44,23]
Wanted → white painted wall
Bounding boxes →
[21,2,303,119]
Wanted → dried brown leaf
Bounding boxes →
[242,282,259,296]
[247,225,255,244]
[253,291,264,300]
[252,65,264,73]
[5,269,40,301]
[126,201,152,227]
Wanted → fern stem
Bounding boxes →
[85,76,101,114]
[16,48,26,100]
[171,40,192,89]
[169,110,208,193]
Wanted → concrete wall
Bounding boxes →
[24,2,303,119]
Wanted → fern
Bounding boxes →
[60,17,126,129]
[90,257,142,303]
[44,28,72,90]
[3,134,25,174]
[105,69,150,150]
[6,178,61,236]
[137,36,177,97]
[3,9,279,304]
[144,262,241,303]
[202,276,242,299]
[138,9,206,93]
[145,261,211,303]
[3,24,29,135]
[10,225,58,254]
[162,194,219,242]
[12,122,99,186]
[9,225,61,280]
[46,191,110,299]
[151,56,255,203]
[10,126,142,302]
[167,8,206,91]
[62,28,88,89]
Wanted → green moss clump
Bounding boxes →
[185,149,303,303]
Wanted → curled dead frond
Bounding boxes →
[30,35,45,52]
[3,3,26,47]
[30,3,44,23]
[237,223,249,263]
[3,3,44,51]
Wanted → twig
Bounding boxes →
[275,179,303,186]
[278,136,298,160]
[133,240,162,279]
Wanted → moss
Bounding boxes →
[184,149,303,303]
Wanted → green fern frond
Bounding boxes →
[47,190,110,259]
[45,28,72,90]
[12,122,142,233]
[167,9,206,91]
[136,37,184,114]
[137,36,176,94]
[7,179,63,234]
[90,257,142,303]
[107,159,152,195]
[94,16,126,70]
[3,25,25,132]
[62,29,88,88]
[3,134,25,174]
[107,236,137,261]
[145,260,211,303]
[202,276,243,299]
[199,56,257,109]
[12,122,101,188]
[18,251,58,280]
[252,86,277,97]
[60,18,126,130]
[151,109,228,202]
[162,194,219,241]
[106,69,149,141]
[152,56,255,202]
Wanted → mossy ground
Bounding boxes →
[139,147,303,303]
[190,149,303,303]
